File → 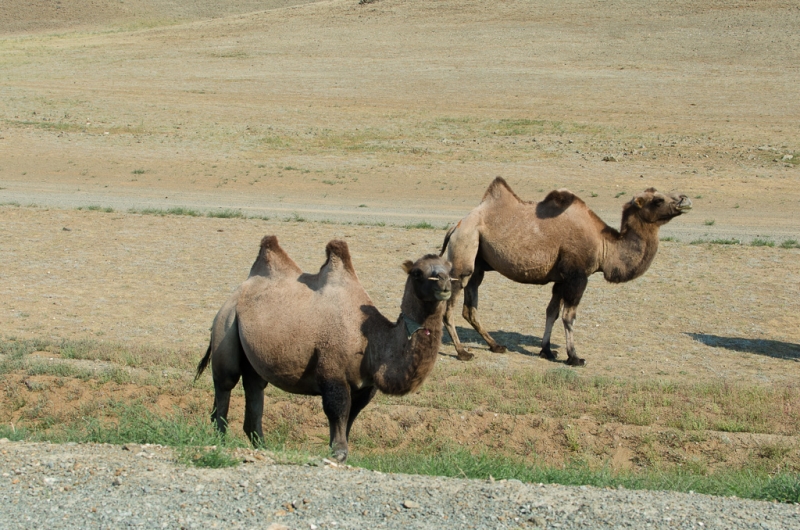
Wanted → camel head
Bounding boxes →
[627,188,692,226]
[402,254,453,302]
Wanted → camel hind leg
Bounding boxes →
[209,318,244,434]
[462,267,507,354]
[241,352,268,447]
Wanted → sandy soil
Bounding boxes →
[1,0,799,471]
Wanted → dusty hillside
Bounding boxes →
[0,0,320,34]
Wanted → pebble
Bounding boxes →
[0,442,799,529]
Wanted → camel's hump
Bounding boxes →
[249,235,303,277]
[542,188,578,209]
[324,239,356,275]
[482,176,526,204]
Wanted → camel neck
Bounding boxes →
[367,296,444,396]
[601,215,660,283]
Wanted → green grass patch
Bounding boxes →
[129,207,202,217]
[350,447,800,503]
[750,238,775,247]
[403,221,438,230]
[780,239,800,249]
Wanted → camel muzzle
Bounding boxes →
[435,290,452,301]
[676,196,693,212]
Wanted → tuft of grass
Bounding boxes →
[132,169,146,175]
[207,209,245,219]
[614,191,626,198]
[284,212,307,223]
[129,207,201,217]
[660,236,678,242]
[179,446,241,468]
[780,239,799,249]
[404,221,437,230]
[750,238,775,247]
[704,219,715,226]
[79,205,114,213]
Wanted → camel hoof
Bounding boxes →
[332,449,348,463]
[457,351,474,361]
[566,357,586,367]
[538,348,557,361]
[489,344,507,353]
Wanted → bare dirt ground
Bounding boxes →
[1,0,800,473]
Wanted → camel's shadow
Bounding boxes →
[442,326,551,357]
[686,333,800,361]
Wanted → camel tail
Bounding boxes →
[440,224,457,256]
[195,343,212,382]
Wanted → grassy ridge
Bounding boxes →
[1,337,798,502]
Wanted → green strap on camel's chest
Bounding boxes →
[401,313,427,340]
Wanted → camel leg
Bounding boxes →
[241,354,268,447]
[561,277,588,367]
[539,284,564,361]
[462,267,507,354]
[210,344,243,434]
[320,379,351,463]
[346,386,377,440]
[443,283,474,361]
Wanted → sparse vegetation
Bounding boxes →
[79,205,114,213]
[403,221,438,230]
[207,208,245,219]
[780,239,800,249]
[751,238,775,247]
[690,238,740,245]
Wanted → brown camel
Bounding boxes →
[441,177,692,366]
[196,235,452,462]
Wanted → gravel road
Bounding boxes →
[1,440,798,529]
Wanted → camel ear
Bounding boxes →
[644,187,657,193]
[402,260,415,274]
[633,196,646,208]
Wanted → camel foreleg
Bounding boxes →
[539,284,564,361]
[443,283,474,361]
[462,267,507,354]
[560,277,588,367]
[320,379,352,463]
[346,386,377,440]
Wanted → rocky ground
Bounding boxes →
[2,440,799,529]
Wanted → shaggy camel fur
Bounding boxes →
[441,177,692,366]
[196,236,452,462]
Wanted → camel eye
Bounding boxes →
[652,197,664,206]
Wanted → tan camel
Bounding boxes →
[441,177,692,366]
[196,235,452,462]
